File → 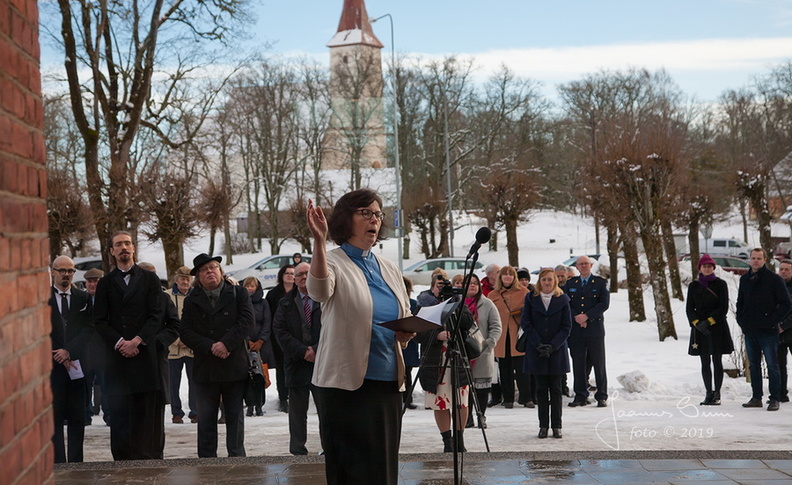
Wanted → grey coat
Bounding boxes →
[470,296,502,384]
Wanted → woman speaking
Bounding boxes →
[306,189,415,485]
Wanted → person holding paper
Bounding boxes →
[306,188,414,485]
[49,255,92,463]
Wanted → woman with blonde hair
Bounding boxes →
[521,268,571,438]
[489,266,532,408]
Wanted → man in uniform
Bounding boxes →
[565,256,610,407]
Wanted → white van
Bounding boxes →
[699,238,750,258]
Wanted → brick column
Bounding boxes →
[0,0,54,483]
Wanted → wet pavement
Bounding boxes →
[55,450,792,484]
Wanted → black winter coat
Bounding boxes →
[686,278,734,355]
[417,301,474,394]
[273,289,322,388]
[94,266,165,395]
[249,285,274,365]
[180,281,254,383]
[520,292,571,375]
[736,266,792,333]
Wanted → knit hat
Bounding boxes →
[698,254,716,269]
[517,268,531,281]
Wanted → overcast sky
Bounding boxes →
[244,0,792,102]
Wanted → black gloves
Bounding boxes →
[536,343,554,358]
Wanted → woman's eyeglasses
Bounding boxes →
[356,209,385,221]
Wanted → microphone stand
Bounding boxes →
[436,246,490,485]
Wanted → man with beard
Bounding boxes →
[93,231,166,460]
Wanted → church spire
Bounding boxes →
[327,0,383,48]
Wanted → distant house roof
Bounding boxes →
[327,0,383,49]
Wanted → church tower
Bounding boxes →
[324,0,387,175]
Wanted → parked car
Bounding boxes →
[226,254,311,289]
[402,257,487,286]
[699,238,750,259]
[680,254,751,275]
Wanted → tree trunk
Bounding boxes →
[606,221,619,293]
[621,221,645,322]
[661,219,683,301]
[224,213,233,265]
[402,218,412,260]
[740,198,749,244]
[162,237,182,284]
[688,219,701,276]
[208,227,216,257]
[640,224,677,340]
[505,218,519,267]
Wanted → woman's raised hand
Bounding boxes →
[306,199,328,241]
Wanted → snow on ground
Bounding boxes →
[81,209,790,461]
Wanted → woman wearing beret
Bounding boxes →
[686,254,734,405]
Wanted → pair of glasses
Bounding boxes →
[54,268,76,275]
[357,209,385,221]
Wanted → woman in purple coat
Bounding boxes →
[521,268,572,439]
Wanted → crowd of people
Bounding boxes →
[48,189,792,484]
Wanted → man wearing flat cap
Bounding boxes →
[166,266,198,424]
[179,253,254,457]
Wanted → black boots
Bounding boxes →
[441,430,453,452]
[701,391,721,405]
[441,430,467,452]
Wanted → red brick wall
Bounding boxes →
[0,0,54,483]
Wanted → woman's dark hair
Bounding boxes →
[468,274,483,303]
[327,188,388,246]
[276,264,295,286]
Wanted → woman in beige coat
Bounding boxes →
[489,266,532,408]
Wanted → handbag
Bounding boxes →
[515,330,528,353]
[464,322,485,360]
[248,350,263,377]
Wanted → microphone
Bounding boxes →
[466,227,492,259]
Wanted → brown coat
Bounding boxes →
[490,285,528,358]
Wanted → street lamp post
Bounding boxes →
[371,13,403,270]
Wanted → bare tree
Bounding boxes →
[47,0,250,269]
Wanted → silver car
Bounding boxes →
[402,257,487,286]
[226,254,311,289]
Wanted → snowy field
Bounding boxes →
[80,209,792,461]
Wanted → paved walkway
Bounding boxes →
[55,450,792,484]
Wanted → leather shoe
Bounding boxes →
[488,398,503,408]
[503,402,514,409]
[597,399,607,408]
[172,415,183,424]
[522,401,535,408]
[405,403,418,410]
[568,399,590,407]
[538,428,548,439]
[768,400,780,411]
[190,416,198,423]
[742,397,763,408]
[552,428,562,439]
[781,395,790,403]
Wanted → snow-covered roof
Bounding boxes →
[327,0,383,49]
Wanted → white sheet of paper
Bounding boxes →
[67,359,84,380]
[416,301,450,325]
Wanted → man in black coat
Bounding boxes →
[737,249,792,411]
[180,253,253,458]
[93,231,166,460]
[778,259,792,403]
[273,262,323,455]
[565,256,610,407]
[49,255,92,463]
